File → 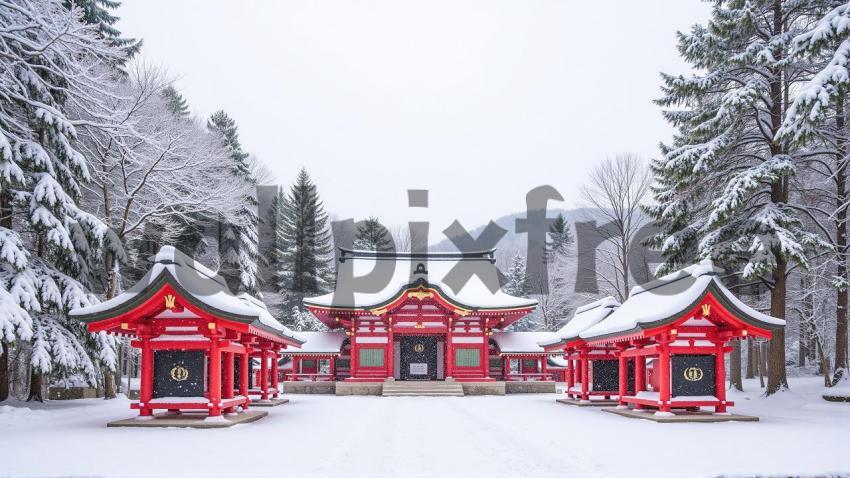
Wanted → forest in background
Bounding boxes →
[3,0,850,401]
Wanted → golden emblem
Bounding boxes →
[164,294,177,309]
[170,365,189,381]
[414,343,425,353]
[701,304,711,317]
[683,367,704,382]
[408,289,434,301]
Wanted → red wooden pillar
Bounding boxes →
[223,351,235,413]
[292,356,299,381]
[565,353,574,391]
[209,339,222,417]
[386,318,394,379]
[541,355,548,380]
[714,341,727,413]
[260,348,269,400]
[349,330,359,380]
[580,350,589,401]
[271,351,280,397]
[139,336,154,417]
[617,347,627,406]
[240,349,250,410]
[446,323,454,379]
[634,356,645,410]
[330,355,336,381]
[658,342,671,413]
[481,332,490,380]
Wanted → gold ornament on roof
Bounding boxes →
[164,294,177,309]
[701,304,711,316]
[408,289,434,301]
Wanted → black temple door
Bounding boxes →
[400,336,438,380]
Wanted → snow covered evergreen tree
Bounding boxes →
[289,306,326,332]
[0,0,124,401]
[652,0,829,394]
[162,85,191,119]
[778,1,850,383]
[63,0,141,60]
[503,254,529,298]
[207,110,260,295]
[275,168,334,296]
[354,216,393,251]
[546,213,573,260]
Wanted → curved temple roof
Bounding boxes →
[580,259,785,341]
[279,331,347,355]
[538,296,620,349]
[70,246,301,344]
[304,248,537,311]
[492,331,558,354]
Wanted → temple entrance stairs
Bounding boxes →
[381,380,464,397]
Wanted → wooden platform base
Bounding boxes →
[106,410,268,428]
[248,398,289,407]
[556,398,618,407]
[601,408,758,423]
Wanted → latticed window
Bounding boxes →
[455,348,480,367]
[359,348,384,367]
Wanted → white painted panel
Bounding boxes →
[356,336,388,344]
[452,336,484,344]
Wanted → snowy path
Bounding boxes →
[1,377,848,477]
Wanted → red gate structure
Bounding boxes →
[70,246,302,420]
[580,260,784,416]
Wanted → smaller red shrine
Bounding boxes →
[71,246,302,420]
[580,260,784,416]
[540,297,622,402]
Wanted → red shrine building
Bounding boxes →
[545,260,784,416]
[540,297,623,402]
[295,249,551,385]
[70,246,302,422]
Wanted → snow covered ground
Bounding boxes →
[1,376,848,478]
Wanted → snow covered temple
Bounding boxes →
[70,246,303,427]
[543,259,785,420]
[284,248,561,395]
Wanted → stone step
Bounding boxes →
[382,380,465,397]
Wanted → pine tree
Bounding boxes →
[778,1,850,383]
[503,254,529,298]
[652,1,829,395]
[63,0,142,60]
[162,85,191,119]
[275,168,334,295]
[290,306,326,332]
[0,0,122,400]
[545,213,573,259]
[354,217,393,251]
[207,110,260,295]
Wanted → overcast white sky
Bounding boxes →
[117,0,710,243]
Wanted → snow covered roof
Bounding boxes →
[580,259,785,341]
[492,332,558,354]
[303,249,537,311]
[548,356,568,368]
[280,331,346,355]
[539,296,620,349]
[70,246,302,345]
